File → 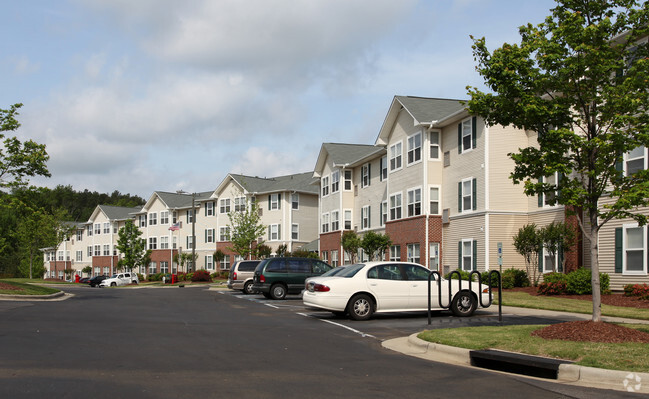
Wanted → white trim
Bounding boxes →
[623,223,647,275]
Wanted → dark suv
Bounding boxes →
[227,260,262,294]
[252,257,332,300]
[88,275,108,287]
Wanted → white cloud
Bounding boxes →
[9,54,40,75]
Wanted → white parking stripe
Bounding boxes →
[297,313,376,338]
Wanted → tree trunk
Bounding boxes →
[589,215,602,322]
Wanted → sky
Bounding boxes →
[1,0,557,199]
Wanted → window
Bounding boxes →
[160,211,169,224]
[428,186,440,215]
[219,227,230,242]
[430,131,440,159]
[76,251,83,262]
[361,206,370,230]
[172,211,177,224]
[407,188,422,217]
[291,193,299,210]
[95,223,101,235]
[76,230,83,241]
[103,267,109,275]
[149,237,157,250]
[94,245,101,257]
[103,222,110,234]
[149,262,157,275]
[160,236,169,249]
[380,156,388,181]
[407,243,420,264]
[407,132,422,164]
[458,116,476,153]
[344,170,352,190]
[173,236,177,249]
[205,229,215,243]
[344,210,352,230]
[222,255,230,270]
[331,170,340,193]
[269,224,281,241]
[103,245,110,256]
[322,251,329,264]
[458,178,477,213]
[616,224,647,274]
[625,146,646,176]
[459,239,477,271]
[541,247,559,273]
[269,193,281,210]
[390,245,401,262]
[321,213,330,233]
[380,201,388,226]
[322,176,330,196]
[390,193,402,220]
[429,243,439,270]
[361,163,370,188]
[220,199,231,214]
[148,213,157,226]
[292,224,299,240]
[538,173,559,207]
[331,211,339,231]
[205,201,215,216]
[139,215,147,228]
[234,197,246,212]
[160,261,169,274]
[87,225,93,237]
[205,255,214,271]
[187,236,194,249]
[187,209,194,223]
[389,142,402,171]
[331,250,339,267]
[87,246,92,257]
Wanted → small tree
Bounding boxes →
[82,266,92,277]
[540,221,576,273]
[341,231,361,264]
[276,244,288,257]
[116,220,147,273]
[513,224,542,286]
[213,249,225,269]
[254,244,272,259]
[361,231,392,261]
[227,201,266,260]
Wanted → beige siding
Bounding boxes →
[488,213,529,272]
[488,124,530,212]
[442,214,486,273]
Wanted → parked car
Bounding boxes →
[78,277,90,284]
[99,272,139,287]
[302,261,491,320]
[252,257,332,300]
[88,275,108,287]
[227,260,262,294]
[301,265,349,297]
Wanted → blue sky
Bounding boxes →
[1,0,556,198]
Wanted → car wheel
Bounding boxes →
[110,282,116,287]
[451,290,477,317]
[243,281,255,295]
[262,292,272,299]
[347,294,373,321]
[132,280,138,285]
[270,284,287,300]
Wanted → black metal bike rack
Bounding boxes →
[427,269,502,325]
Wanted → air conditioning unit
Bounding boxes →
[442,208,450,224]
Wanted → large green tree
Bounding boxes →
[468,0,649,321]
[227,201,266,260]
[360,231,392,262]
[116,220,148,273]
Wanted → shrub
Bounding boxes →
[480,271,500,287]
[543,272,567,284]
[444,269,477,281]
[537,281,568,295]
[137,273,144,282]
[624,283,649,299]
[501,268,530,289]
[565,268,609,295]
[191,270,212,282]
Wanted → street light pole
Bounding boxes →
[191,192,196,273]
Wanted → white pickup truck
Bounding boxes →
[99,272,139,287]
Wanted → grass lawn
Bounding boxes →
[496,291,649,320]
[418,324,649,372]
[0,279,61,295]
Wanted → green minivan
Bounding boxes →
[252,257,332,300]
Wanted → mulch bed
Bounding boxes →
[506,287,649,343]
[0,282,24,292]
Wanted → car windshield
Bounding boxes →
[110,274,117,278]
[320,266,347,277]
[335,264,365,278]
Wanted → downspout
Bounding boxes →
[333,163,350,264]
[484,123,490,271]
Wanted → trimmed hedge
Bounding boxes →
[537,268,610,295]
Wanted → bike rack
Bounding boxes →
[428,269,502,325]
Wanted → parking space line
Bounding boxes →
[297,313,376,338]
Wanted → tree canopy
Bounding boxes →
[468,0,649,321]
[227,201,266,260]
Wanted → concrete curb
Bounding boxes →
[0,291,67,301]
[382,333,649,394]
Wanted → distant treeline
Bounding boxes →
[11,185,146,222]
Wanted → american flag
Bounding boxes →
[168,223,180,231]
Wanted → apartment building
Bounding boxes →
[315,96,580,278]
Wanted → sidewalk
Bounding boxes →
[382,306,649,394]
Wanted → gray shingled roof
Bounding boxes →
[98,205,142,221]
[322,143,384,166]
[230,172,319,195]
[154,191,214,209]
[395,96,466,124]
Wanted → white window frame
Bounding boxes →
[322,213,330,233]
[429,185,440,215]
[103,222,110,234]
[623,223,647,275]
[269,224,281,241]
[234,197,246,212]
[407,243,420,264]
[149,237,157,250]
[160,211,169,224]
[269,193,280,210]
[540,172,559,208]
[361,206,370,230]
[429,242,439,269]
[389,141,403,172]
[220,198,231,214]
[390,245,400,262]
[624,146,647,176]
[460,239,473,271]
[407,187,422,217]
[291,193,299,210]
[344,170,353,191]
[206,228,215,243]
[460,178,474,213]
[389,193,402,221]
[331,170,340,193]
[160,236,169,249]
[205,201,215,216]
[380,156,388,181]
[331,250,339,267]
[542,247,559,273]
[76,250,83,262]
[429,130,440,160]
[460,118,473,154]
[219,226,230,242]
[344,209,352,230]
[322,176,330,197]
[380,201,388,226]
[205,255,214,271]
[331,210,339,231]
[148,213,157,226]
[407,132,422,165]
[292,223,299,240]
[361,163,370,188]
[95,223,101,235]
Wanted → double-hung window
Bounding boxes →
[390,193,402,220]
[205,229,215,243]
[380,201,388,226]
[149,237,157,250]
[331,210,339,231]
[234,197,246,212]
[95,223,101,235]
[407,243,420,264]
[458,178,477,213]
[625,145,647,176]
[205,201,215,216]
[103,222,110,234]
[407,188,422,217]
[148,213,157,226]
[458,116,476,153]
[430,186,440,215]
[407,132,422,165]
[389,142,402,171]
[361,206,370,230]
[322,213,330,233]
[616,224,647,275]
[344,170,353,190]
[361,163,370,188]
[380,156,388,181]
[219,227,230,242]
[269,193,281,210]
[160,236,169,249]
[430,131,440,159]
[322,176,330,196]
[220,199,231,214]
[331,170,340,193]
[459,239,477,271]
[344,210,352,230]
[269,224,281,241]
[160,211,169,224]
[538,173,559,207]
[390,245,401,262]
[291,193,299,209]
[292,224,299,240]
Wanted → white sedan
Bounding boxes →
[302,261,492,320]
